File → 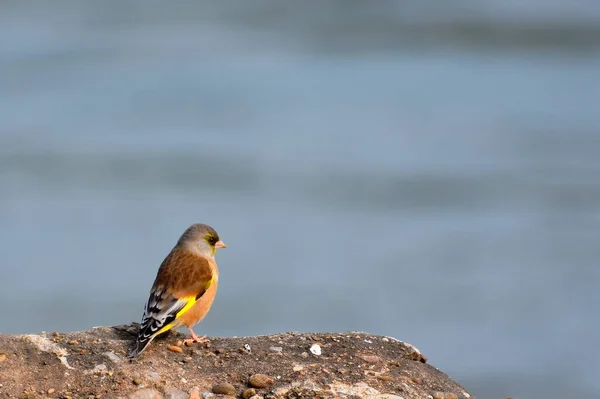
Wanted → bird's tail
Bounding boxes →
[127,333,155,359]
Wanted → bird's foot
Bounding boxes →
[184,334,208,347]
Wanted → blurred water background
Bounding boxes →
[1,1,599,398]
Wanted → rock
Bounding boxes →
[23,334,72,369]
[0,325,473,399]
[248,374,274,388]
[432,392,458,399]
[188,388,201,399]
[375,395,404,399]
[103,351,122,363]
[128,388,163,399]
[326,381,380,398]
[164,387,187,399]
[211,383,236,396]
[358,354,381,363]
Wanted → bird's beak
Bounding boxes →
[215,240,227,249]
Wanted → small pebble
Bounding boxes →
[127,388,163,399]
[0,354,5,362]
[52,332,60,338]
[412,377,423,385]
[103,351,122,363]
[300,352,309,358]
[432,392,458,399]
[381,337,389,342]
[248,396,263,399]
[358,354,381,363]
[309,344,322,356]
[269,346,283,353]
[201,393,214,399]
[147,372,160,380]
[292,365,304,372]
[168,345,183,353]
[91,364,108,375]
[212,383,236,396]
[375,395,403,399]
[164,387,187,399]
[376,375,394,382]
[68,340,79,345]
[133,378,143,386]
[188,388,201,399]
[47,388,56,394]
[242,388,256,399]
[248,373,274,388]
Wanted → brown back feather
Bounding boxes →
[152,247,216,298]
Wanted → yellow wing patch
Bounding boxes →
[153,275,215,337]
[154,296,197,336]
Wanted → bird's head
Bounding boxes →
[178,223,226,258]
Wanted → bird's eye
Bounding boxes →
[207,236,217,245]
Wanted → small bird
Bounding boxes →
[128,223,226,358]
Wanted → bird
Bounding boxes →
[128,223,226,358]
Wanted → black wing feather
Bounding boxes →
[127,288,187,358]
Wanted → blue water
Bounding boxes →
[1,2,599,398]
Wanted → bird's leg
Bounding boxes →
[183,327,208,346]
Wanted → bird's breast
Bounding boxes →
[180,278,218,327]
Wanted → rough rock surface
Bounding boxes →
[0,324,474,399]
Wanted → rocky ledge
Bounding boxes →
[0,324,473,399]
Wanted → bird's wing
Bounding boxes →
[128,249,215,358]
